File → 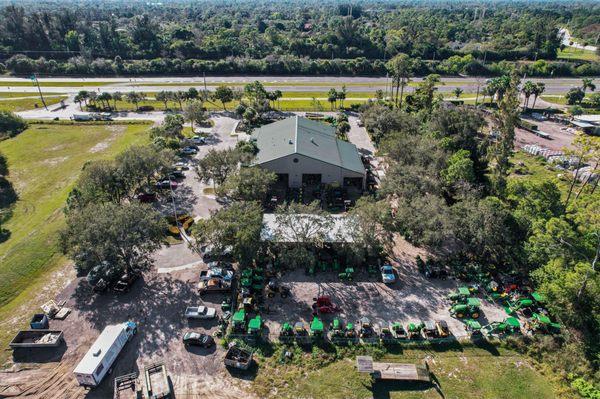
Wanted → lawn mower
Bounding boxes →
[358,317,375,339]
[379,323,394,343]
[279,322,294,343]
[406,321,424,339]
[464,319,483,337]
[231,309,247,334]
[329,318,344,339]
[247,315,263,336]
[312,296,340,314]
[482,317,521,335]
[390,322,407,340]
[450,298,481,319]
[310,317,325,339]
[526,313,561,334]
[421,320,438,339]
[294,321,310,344]
[345,322,357,339]
[265,281,290,298]
[338,267,355,281]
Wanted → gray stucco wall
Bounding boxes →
[259,153,364,188]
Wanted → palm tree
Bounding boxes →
[77,90,89,107]
[112,91,122,111]
[581,78,596,94]
[155,91,169,110]
[521,81,536,111]
[74,94,83,111]
[337,85,347,108]
[327,88,338,110]
[97,92,112,110]
[530,83,545,110]
[386,53,414,109]
[87,91,98,108]
[453,87,463,99]
[125,91,141,111]
[274,90,283,110]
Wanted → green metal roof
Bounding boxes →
[253,116,365,175]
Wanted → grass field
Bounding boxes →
[0,92,66,99]
[0,122,150,359]
[0,96,68,112]
[0,81,114,88]
[557,47,599,62]
[251,343,560,399]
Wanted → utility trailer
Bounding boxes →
[224,344,253,370]
[113,372,142,399]
[9,330,64,348]
[144,362,171,399]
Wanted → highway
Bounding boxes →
[0,75,595,95]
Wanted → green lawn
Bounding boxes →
[0,96,68,112]
[251,344,559,399]
[0,81,115,88]
[0,92,66,99]
[557,47,599,62]
[0,122,149,360]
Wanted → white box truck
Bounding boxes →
[73,321,137,387]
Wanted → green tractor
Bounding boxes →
[247,315,263,336]
[390,322,407,340]
[450,298,481,319]
[447,286,472,303]
[482,317,521,335]
[329,318,344,340]
[406,321,424,340]
[231,309,247,334]
[527,313,561,334]
[310,317,325,339]
[345,322,357,339]
[279,322,294,343]
[464,319,483,337]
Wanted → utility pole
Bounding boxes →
[203,71,208,92]
[30,73,48,110]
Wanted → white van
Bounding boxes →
[73,321,137,387]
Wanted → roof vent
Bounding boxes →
[289,139,293,145]
[93,348,102,357]
[310,137,315,144]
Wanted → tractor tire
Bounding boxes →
[471,312,480,319]
[457,313,465,318]
[267,292,275,298]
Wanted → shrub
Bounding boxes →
[0,111,28,139]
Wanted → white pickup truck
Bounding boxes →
[184,306,216,319]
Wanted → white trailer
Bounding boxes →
[74,321,137,387]
[72,114,94,121]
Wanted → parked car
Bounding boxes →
[202,245,234,261]
[200,267,234,282]
[191,136,206,145]
[381,265,396,284]
[156,180,178,189]
[173,161,189,170]
[180,147,198,155]
[185,306,217,319]
[136,191,157,203]
[168,170,186,179]
[183,332,215,348]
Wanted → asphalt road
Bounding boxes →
[0,75,596,95]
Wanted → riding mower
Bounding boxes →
[294,322,311,344]
[359,317,375,339]
[526,313,561,334]
[265,281,290,298]
[329,318,344,340]
[390,322,407,340]
[312,296,340,314]
[231,309,247,334]
[421,320,438,339]
[406,321,424,339]
[338,267,355,281]
[482,317,521,335]
[464,319,483,337]
[345,322,357,339]
[279,322,294,343]
[379,324,394,343]
[310,317,325,339]
[447,286,472,303]
[247,315,263,336]
[450,298,481,319]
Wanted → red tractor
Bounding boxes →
[312,296,340,314]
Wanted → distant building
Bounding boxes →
[252,116,366,188]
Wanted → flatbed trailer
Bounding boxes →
[9,330,64,348]
[113,372,142,399]
[144,362,171,399]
